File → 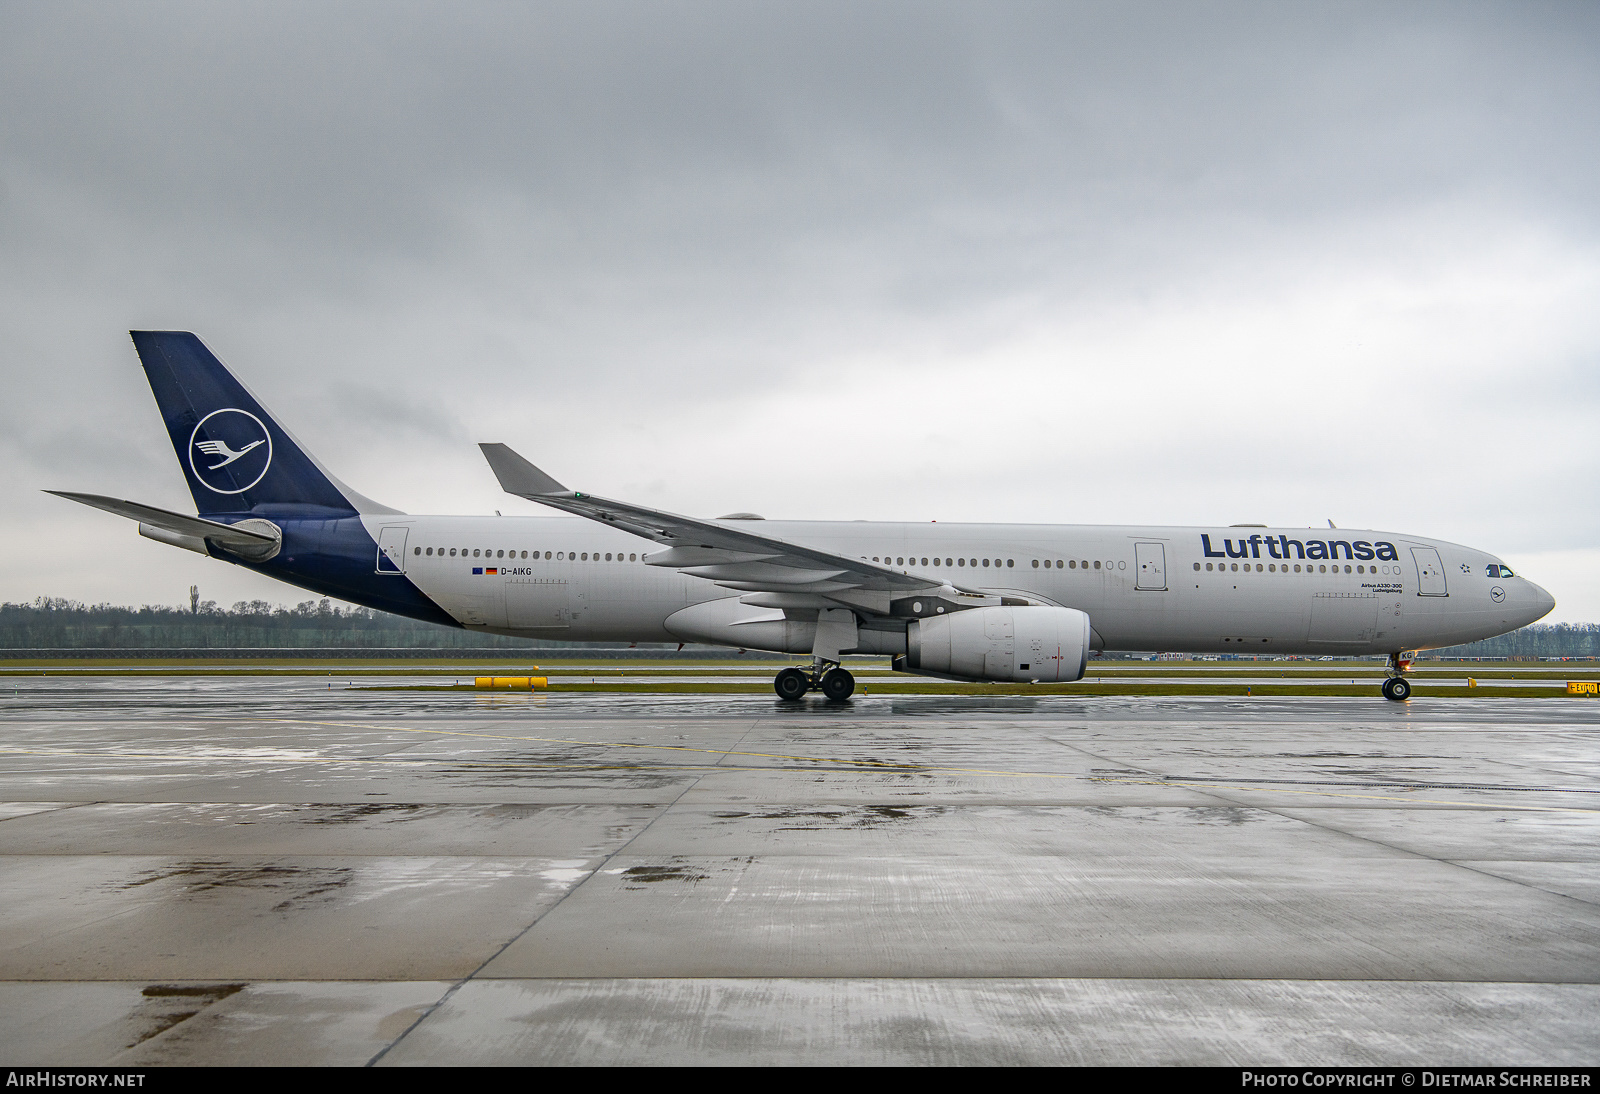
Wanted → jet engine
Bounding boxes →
[899,605,1091,683]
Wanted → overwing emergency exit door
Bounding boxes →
[1135,542,1167,591]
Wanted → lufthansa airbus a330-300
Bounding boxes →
[53,332,1555,701]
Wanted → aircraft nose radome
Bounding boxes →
[1529,585,1555,620]
[1526,582,1556,623]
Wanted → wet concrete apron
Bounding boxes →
[1,680,1597,1064]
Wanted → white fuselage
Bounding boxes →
[361,515,1554,655]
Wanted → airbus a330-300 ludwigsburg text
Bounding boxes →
[53,332,1555,701]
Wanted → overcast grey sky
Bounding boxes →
[2,0,1596,620]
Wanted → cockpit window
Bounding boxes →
[1487,564,1515,578]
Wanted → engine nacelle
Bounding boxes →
[903,605,1091,683]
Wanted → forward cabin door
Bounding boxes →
[1135,542,1167,591]
[1412,547,1448,597]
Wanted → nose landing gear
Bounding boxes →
[773,661,857,701]
[1381,676,1412,701]
[1382,652,1414,701]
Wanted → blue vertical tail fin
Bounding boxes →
[130,331,394,518]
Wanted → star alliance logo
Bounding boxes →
[188,408,273,494]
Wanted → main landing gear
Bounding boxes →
[774,662,856,701]
[1381,652,1413,701]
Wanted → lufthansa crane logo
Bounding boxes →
[188,409,273,494]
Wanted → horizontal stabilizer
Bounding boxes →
[478,443,568,497]
[45,491,278,548]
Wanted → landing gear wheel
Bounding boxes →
[820,667,855,701]
[774,667,810,701]
[1382,677,1411,701]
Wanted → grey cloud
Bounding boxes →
[6,3,1598,282]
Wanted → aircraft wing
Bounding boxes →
[45,490,279,550]
[478,443,996,613]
